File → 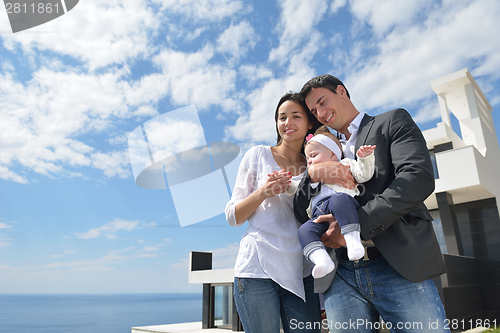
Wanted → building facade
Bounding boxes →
[423,68,500,326]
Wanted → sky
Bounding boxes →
[1,0,500,294]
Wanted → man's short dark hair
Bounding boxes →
[300,74,350,100]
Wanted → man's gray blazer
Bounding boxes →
[294,109,446,293]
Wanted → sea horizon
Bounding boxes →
[0,292,203,333]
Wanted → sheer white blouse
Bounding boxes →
[225,145,312,301]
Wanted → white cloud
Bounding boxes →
[224,71,314,145]
[216,21,258,61]
[0,222,13,229]
[106,133,129,146]
[0,39,248,183]
[152,46,240,111]
[170,243,239,271]
[224,0,500,144]
[0,235,12,247]
[184,28,206,42]
[0,221,15,247]
[133,253,158,258]
[0,3,264,185]
[0,7,10,31]
[0,165,27,184]
[46,248,158,270]
[72,266,115,273]
[50,250,76,258]
[209,142,240,159]
[2,0,160,70]
[210,242,239,269]
[75,219,141,239]
[142,246,160,252]
[125,73,169,109]
[269,0,328,63]
[144,118,206,161]
[349,0,433,36]
[91,150,131,179]
[344,0,500,114]
[224,78,284,144]
[153,0,252,22]
[163,23,205,44]
[109,247,136,253]
[0,69,129,181]
[223,0,326,145]
[0,65,164,182]
[413,99,441,125]
[330,0,347,14]
[238,64,273,85]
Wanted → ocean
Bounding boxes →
[0,293,202,333]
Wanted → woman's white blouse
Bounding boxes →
[225,145,312,300]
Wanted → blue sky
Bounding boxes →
[1,0,500,294]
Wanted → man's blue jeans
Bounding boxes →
[234,275,321,333]
[323,256,450,332]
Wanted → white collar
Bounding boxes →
[340,112,365,141]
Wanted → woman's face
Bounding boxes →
[276,101,313,144]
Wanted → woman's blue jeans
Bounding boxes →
[234,275,321,333]
[323,256,450,332]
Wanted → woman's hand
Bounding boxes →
[315,214,346,248]
[260,169,292,198]
[233,169,291,225]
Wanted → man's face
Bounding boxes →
[305,87,350,133]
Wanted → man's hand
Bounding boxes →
[309,161,356,190]
[315,214,346,248]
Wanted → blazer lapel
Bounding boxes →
[355,114,375,154]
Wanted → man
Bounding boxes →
[294,74,448,332]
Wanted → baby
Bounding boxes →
[287,126,375,279]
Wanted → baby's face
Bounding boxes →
[305,141,339,166]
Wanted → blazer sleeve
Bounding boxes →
[358,109,435,240]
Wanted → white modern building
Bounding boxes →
[424,68,500,214]
[188,251,239,331]
[422,68,500,324]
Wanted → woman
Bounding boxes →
[225,92,322,333]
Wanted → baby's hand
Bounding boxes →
[357,145,376,158]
